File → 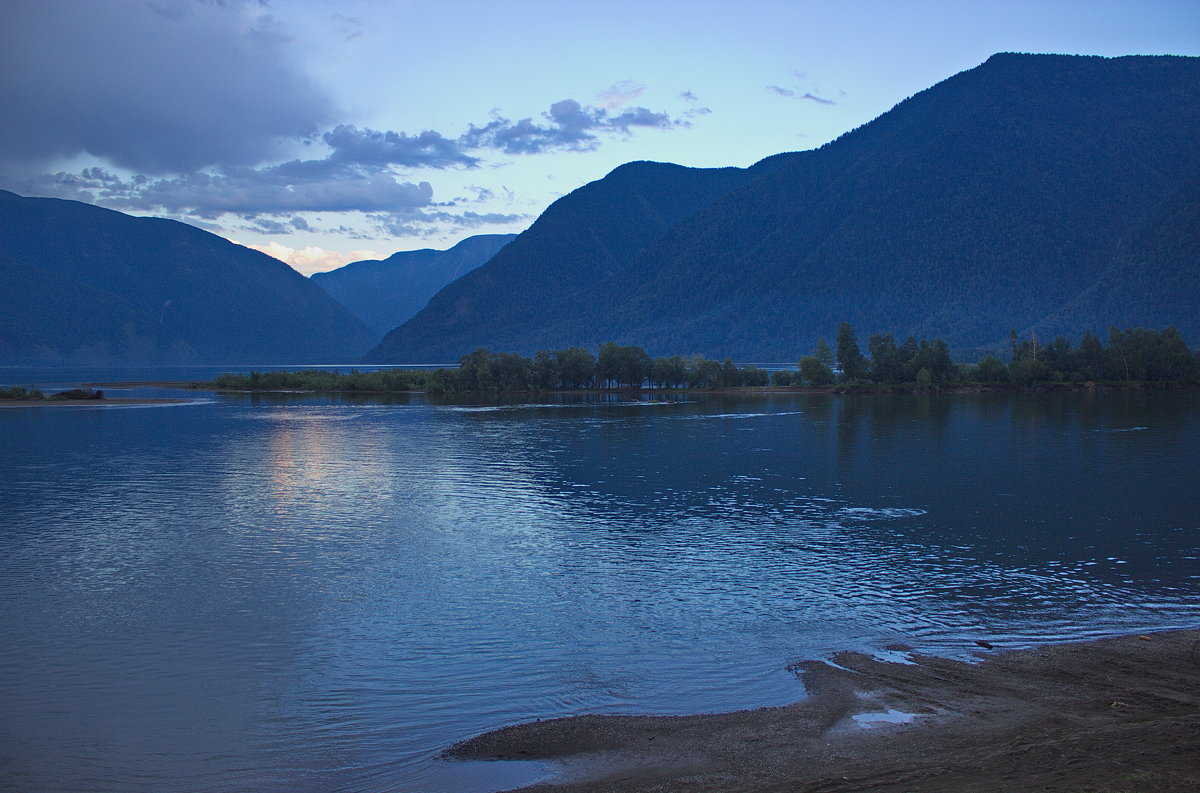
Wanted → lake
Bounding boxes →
[1,378,1197,793]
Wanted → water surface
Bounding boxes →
[1,383,1197,792]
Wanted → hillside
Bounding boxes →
[364,153,799,362]
[0,191,379,364]
[311,234,516,335]
[369,54,1200,363]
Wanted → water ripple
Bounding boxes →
[0,389,1197,793]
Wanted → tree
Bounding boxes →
[868,333,902,384]
[615,345,652,388]
[457,348,496,390]
[596,342,621,388]
[555,347,596,389]
[493,352,533,391]
[651,355,688,388]
[1078,330,1103,380]
[799,355,834,386]
[742,366,769,386]
[687,355,722,388]
[532,350,557,390]
[835,322,865,380]
[971,355,1009,383]
[815,337,834,368]
[719,358,742,388]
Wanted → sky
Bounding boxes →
[2,1,1198,275]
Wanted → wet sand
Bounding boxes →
[450,629,1200,792]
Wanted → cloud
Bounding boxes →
[368,210,527,238]
[25,166,434,218]
[323,125,479,169]
[242,241,385,276]
[239,215,314,235]
[608,106,677,132]
[595,80,646,109]
[460,99,681,155]
[0,0,334,174]
[768,85,836,105]
[769,70,838,106]
[679,90,700,102]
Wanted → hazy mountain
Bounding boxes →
[311,234,516,335]
[0,190,379,364]
[369,54,1200,363]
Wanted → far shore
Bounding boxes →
[0,397,196,408]
[198,380,1198,397]
[449,628,1200,792]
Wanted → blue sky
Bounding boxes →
[2,0,1198,274]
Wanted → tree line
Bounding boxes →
[209,325,1200,394]
[821,323,1198,387]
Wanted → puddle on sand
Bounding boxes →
[851,709,918,728]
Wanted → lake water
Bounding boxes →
[1,378,1198,793]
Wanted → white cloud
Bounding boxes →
[242,241,384,276]
[596,80,646,109]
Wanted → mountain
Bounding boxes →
[0,190,378,364]
[368,54,1200,363]
[311,234,516,335]
[364,153,800,362]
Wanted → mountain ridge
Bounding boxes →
[311,233,516,335]
[368,53,1200,363]
[0,190,379,364]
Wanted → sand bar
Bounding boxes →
[450,629,1200,792]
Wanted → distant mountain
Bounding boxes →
[0,191,379,364]
[369,54,1200,363]
[311,234,516,335]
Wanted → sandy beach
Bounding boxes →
[450,629,1200,792]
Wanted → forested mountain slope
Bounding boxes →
[311,234,516,335]
[371,54,1200,362]
[364,154,799,362]
[0,191,378,364]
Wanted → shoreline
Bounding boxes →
[0,397,197,408]
[449,628,1200,792]
[192,379,1198,397]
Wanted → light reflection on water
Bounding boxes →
[0,387,1197,792]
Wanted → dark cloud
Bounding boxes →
[14,88,686,220]
[800,92,836,105]
[240,217,297,235]
[0,0,334,174]
[767,85,796,97]
[679,90,700,102]
[236,214,312,236]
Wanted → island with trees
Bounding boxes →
[209,324,1200,396]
